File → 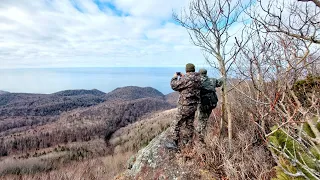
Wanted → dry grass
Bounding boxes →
[190,107,275,180]
[201,133,274,179]
[110,109,177,153]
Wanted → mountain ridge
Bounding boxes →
[53,89,106,96]
[0,86,174,116]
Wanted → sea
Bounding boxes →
[0,67,217,95]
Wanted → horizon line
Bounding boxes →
[0,66,214,70]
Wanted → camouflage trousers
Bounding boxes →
[173,105,197,145]
[197,104,216,142]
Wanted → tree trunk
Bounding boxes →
[220,86,226,136]
[257,67,266,134]
[219,57,232,149]
[225,88,233,149]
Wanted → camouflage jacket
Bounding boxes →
[170,72,201,106]
[200,75,223,106]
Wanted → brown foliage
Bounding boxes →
[0,152,133,180]
[0,87,175,157]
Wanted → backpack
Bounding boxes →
[200,76,218,107]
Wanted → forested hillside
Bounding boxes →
[0,86,177,178]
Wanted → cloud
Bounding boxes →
[112,0,190,19]
[0,0,204,68]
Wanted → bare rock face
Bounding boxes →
[116,127,214,180]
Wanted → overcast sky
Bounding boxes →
[0,0,216,68]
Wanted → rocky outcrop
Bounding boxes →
[116,127,215,180]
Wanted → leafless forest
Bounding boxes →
[0,87,176,178]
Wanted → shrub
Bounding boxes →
[268,118,320,180]
[292,75,320,107]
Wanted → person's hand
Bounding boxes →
[180,72,184,77]
[173,73,178,78]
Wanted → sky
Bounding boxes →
[0,0,212,69]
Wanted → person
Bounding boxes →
[168,63,201,149]
[197,68,224,143]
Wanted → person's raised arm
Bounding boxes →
[170,73,186,91]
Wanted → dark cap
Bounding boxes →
[199,68,207,75]
[185,63,195,72]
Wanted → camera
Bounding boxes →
[176,72,181,76]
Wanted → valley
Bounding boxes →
[0,87,178,178]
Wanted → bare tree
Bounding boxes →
[235,29,316,126]
[247,0,320,44]
[226,0,320,135]
[173,0,246,148]
[232,0,320,177]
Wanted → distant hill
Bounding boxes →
[105,86,165,101]
[53,89,105,96]
[0,93,105,116]
[0,90,9,95]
